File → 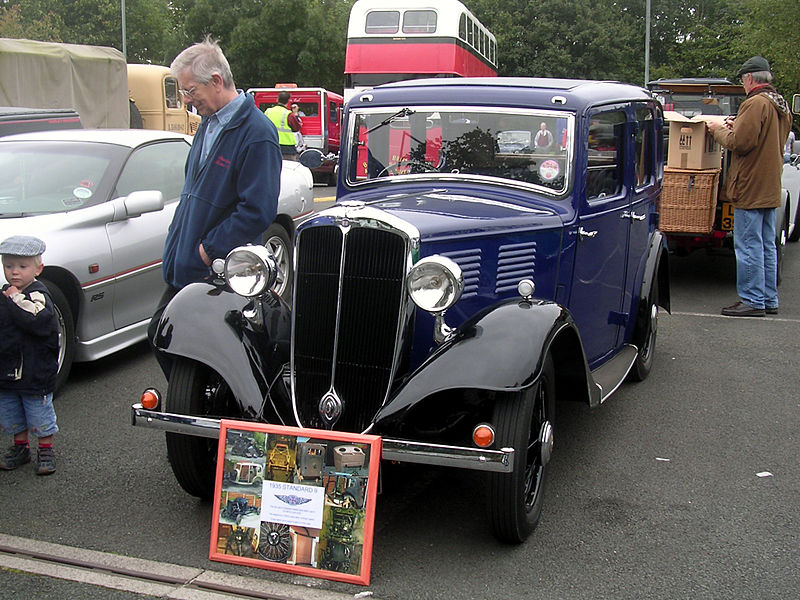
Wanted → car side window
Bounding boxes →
[115,141,189,201]
[587,111,625,199]
[634,106,655,189]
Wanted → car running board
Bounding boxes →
[590,344,638,405]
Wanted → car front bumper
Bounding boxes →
[131,403,514,473]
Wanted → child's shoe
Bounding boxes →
[36,446,55,475]
[0,444,31,470]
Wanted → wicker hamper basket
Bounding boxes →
[659,167,721,234]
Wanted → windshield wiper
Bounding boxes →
[365,108,416,134]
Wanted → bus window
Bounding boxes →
[366,10,399,34]
[467,18,474,46]
[329,101,338,124]
[459,13,467,40]
[403,10,437,34]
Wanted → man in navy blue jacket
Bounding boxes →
[148,36,281,375]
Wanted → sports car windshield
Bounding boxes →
[0,141,126,216]
[345,106,573,195]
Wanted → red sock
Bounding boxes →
[14,440,28,447]
[39,442,53,449]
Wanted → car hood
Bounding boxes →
[327,187,566,241]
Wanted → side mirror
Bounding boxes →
[112,190,164,221]
[792,94,800,115]
[299,148,324,169]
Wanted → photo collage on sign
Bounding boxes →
[214,429,371,575]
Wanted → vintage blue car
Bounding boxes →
[133,78,671,543]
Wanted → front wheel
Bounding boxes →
[487,353,555,543]
[40,280,75,395]
[165,358,231,499]
[262,223,293,298]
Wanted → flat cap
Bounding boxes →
[737,56,771,77]
[0,235,46,257]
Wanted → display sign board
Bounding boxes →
[210,420,381,586]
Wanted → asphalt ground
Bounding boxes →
[0,238,798,599]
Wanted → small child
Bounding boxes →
[0,235,59,475]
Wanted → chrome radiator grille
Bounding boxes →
[292,224,407,431]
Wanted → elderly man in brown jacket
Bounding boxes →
[707,56,792,317]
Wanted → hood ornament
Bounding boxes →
[318,390,344,429]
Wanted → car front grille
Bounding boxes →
[292,223,407,431]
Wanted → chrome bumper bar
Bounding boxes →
[131,403,514,473]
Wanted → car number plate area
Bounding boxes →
[721,202,734,230]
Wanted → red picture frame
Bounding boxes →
[209,420,381,586]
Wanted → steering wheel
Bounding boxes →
[378,159,439,177]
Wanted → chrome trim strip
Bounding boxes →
[82,261,162,291]
[130,404,514,473]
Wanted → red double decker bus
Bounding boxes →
[344,0,497,101]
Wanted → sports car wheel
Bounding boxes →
[487,352,555,543]
[166,358,232,499]
[262,223,293,298]
[40,280,75,395]
[788,193,800,242]
[258,522,292,562]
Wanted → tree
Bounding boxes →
[738,0,800,97]
[0,0,181,64]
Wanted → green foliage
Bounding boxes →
[1,0,797,100]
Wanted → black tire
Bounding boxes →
[165,358,230,499]
[788,194,800,242]
[487,353,556,543]
[628,278,659,382]
[776,208,788,286]
[40,280,75,395]
[129,100,143,129]
[262,223,293,298]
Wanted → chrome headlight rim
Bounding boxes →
[406,255,464,313]
[224,245,278,297]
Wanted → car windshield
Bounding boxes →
[654,92,745,117]
[345,106,573,195]
[0,141,126,216]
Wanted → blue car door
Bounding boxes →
[568,107,631,368]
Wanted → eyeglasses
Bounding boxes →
[178,85,199,99]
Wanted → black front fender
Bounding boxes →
[153,283,291,421]
[374,299,583,428]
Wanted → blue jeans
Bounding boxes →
[733,207,778,309]
[0,390,58,438]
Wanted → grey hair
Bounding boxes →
[749,70,773,84]
[170,35,234,89]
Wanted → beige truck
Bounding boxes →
[0,37,198,134]
[127,63,199,134]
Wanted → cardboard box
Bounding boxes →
[664,111,724,170]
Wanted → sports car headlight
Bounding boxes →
[224,245,278,297]
[406,256,463,313]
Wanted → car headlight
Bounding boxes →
[224,245,278,297]
[406,256,463,313]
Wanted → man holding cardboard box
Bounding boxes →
[706,56,792,317]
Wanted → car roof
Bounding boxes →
[0,128,192,146]
[353,77,654,112]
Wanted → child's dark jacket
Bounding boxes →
[0,280,59,394]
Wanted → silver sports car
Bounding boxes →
[0,129,313,392]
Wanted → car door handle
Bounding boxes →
[622,211,646,221]
[578,227,598,239]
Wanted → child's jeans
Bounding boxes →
[0,391,58,437]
